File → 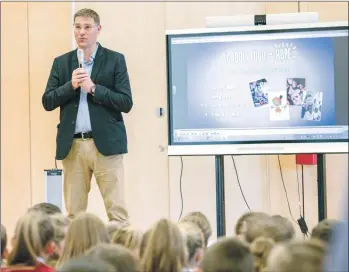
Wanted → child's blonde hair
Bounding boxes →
[247,215,294,272]
[200,237,253,272]
[235,211,269,236]
[107,220,130,238]
[56,212,110,267]
[50,213,70,247]
[311,219,338,243]
[245,216,294,244]
[140,218,187,272]
[180,211,212,248]
[46,213,70,267]
[250,237,275,272]
[7,211,54,266]
[112,226,143,255]
[178,222,204,264]
[268,239,327,272]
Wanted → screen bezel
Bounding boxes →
[166,21,349,156]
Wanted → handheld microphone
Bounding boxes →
[77,49,84,68]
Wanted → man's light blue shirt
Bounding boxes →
[74,44,99,134]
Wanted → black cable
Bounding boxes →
[178,156,184,221]
[296,164,302,217]
[54,157,57,169]
[277,155,298,225]
[301,165,305,219]
[301,165,306,239]
[231,156,251,211]
[301,165,312,238]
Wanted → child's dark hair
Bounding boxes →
[1,224,7,256]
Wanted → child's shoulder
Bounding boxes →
[35,264,55,272]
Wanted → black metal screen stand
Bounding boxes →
[215,155,226,237]
[317,154,327,221]
[214,153,327,238]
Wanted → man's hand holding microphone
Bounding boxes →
[72,48,95,93]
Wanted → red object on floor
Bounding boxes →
[296,154,317,165]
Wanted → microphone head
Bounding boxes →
[77,49,84,67]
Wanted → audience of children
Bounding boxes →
[0,201,344,272]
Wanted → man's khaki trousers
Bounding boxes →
[62,138,127,222]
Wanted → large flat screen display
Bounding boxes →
[166,22,348,155]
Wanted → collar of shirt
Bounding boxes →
[76,42,99,65]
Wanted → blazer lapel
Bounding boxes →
[90,45,104,82]
[71,49,79,72]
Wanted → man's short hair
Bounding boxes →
[74,8,100,25]
[29,202,61,215]
[1,224,7,256]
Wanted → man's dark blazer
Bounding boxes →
[42,44,133,160]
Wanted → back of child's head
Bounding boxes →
[29,202,61,215]
[140,218,187,272]
[250,236,275,272]
[270,215,295,240]
[267,239,327,272]
[112,225,143,255]
[245,216,293,244]
[180,211,212,248]
[7,210,55,266]
[1,224,7,257]
[311,219,338,243]
[57,212,110,267]
[57,255,115,272]
[200,237,253,272]
[46,213,70,267]
[86,243,140,272]
[107,220,130,238]
[235,211,269,237]
[178,221,204,266]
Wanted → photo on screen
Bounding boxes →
[269,91,290,121]
[286,78,306,106]
[249,78,269,107]
[301,91,323,121]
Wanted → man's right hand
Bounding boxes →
[72,68,89,90]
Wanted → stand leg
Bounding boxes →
[215,155,226,237]
[317,154,327,221]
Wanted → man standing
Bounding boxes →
[42,8,132,223]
